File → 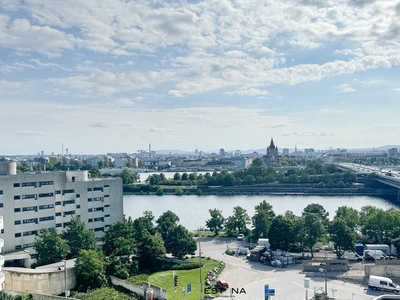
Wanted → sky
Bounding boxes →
[1,0,400,155]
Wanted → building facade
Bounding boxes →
[0,162,123,265]
[264,138,280,165]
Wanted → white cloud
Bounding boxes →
[224,88,269,97]
[335,84,356,93]
[320,108,346,113]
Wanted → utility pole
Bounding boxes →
[64,260,67,298]
[199,242,202,300]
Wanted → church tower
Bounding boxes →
[265,138,279,165]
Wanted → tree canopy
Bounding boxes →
[34,228,70,266]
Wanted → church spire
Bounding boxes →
[269,138,275,149]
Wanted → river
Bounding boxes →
[123,195,399,230]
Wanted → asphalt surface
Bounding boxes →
[197,237,395,300]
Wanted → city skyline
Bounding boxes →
[1,1,400,155]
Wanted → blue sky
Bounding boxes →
[1,0,400,155]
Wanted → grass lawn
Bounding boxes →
[71,286,140,300]
[128,257,224,300]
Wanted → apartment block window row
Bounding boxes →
[93,217,104,222]
[23,218,38,224]
[39,192,54,198]
[40,216,54,222]
[23,230,37,236]
[64,210,75,216]
[22,206,37,212]
[23,243,35,249]
[62,189,75,195]
[88,197,103,202]
[63,200,75,206]
[39,181,53,187]
[94,227,104,232]
[39,204,54,210]
[93,187,103,192]
[22,182,37,188]
[94,207,103,212]
[15,194,37,200]
[63,222,71,228]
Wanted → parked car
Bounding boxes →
[237,234,245,241]
[217,279,229,290]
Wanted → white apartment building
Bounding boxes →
[0,162,123,267]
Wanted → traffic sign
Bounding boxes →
[266,289,275,296]
[187,283,191,294]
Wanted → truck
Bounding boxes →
[368,275,400,293]
[363,250,387,261]
[365,244,391,255]
[355,243,364,256]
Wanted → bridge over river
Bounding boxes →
[337,163,400,202]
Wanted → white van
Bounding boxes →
[342,251,362,261]
[364,250,387,261]
[368,275,400,293]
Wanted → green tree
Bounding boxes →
[328,218,356,258]
[165,225,197,259]
[251,200,275,239]
[303,203,329,226]
[34,228,70,266]
[174,188,184,196]
[251,157,265,167]
[156,210,180,241]
[268,216,295,251]
[62,216,97,259]
[89,167,102,178]
[299,213,324,258]
[119,168,140,184]
[181,173,189,180]
[244,175,255,185]
[205,209,225,235]
[173,173,181,181]
[75,250,107,292]
[103,219,135,256]
[335,206,359,230]
[136,232,166,271]
[155,188,164,196]
[225,206,251,236]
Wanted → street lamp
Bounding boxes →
[199,242,202,300]
[318,267,327,296]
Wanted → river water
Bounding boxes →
[123,195,399,230]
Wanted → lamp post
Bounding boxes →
[64,259,67,298]
[318,267,327,296]
[199,242,202,300]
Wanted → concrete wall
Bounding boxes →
[365,265,400,278]
[7,290,79,300]
[3,267,76,295]
[109,276,168,300]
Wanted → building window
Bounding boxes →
[55,201,61,206]
[56,223,62,228]
[14,183,20,188]
[88,198,92,202]
[94,217,104,222]
[39,204,54,210]
[62,189,75,195]
[88,219,93,222]
[14,195,20,200]
[76,205,80,209]
[22,182,37,188]
[55,190,61,195]
[39,192,54,198]
[22,206,37,212]
[104,204,110,208]
[63,222,71,228]
[76,194,80,198]
[0,229,3,234]
[14,208,21,212]
[15,245,22,250]
[56,212,61,216]
[23,230,38,236]
[39,216,54,222]
[23,218,38,224]
[105,224,110,228]
[105,214,110,217]
[23,243,35,248]
[104,195,109,198]
[0,203,3,208]
[64,210,75,216]
[15,233,21,238]
[94,207,104,212]
[104,185,109,188]
[39,181,53,187]
[87,188,92,192]
[94,227,104,232]
[63,200,75,206]
[22,194,36,200]
[15,220,21,225]
[72,176,76,182]
[93,187,103,192]
[0,190,3,195]
[88,208,92,212]
[93,197,103,202]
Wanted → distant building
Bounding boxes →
[219,148,226,157]
[264,138,280,165]
[229,157,253,169]
[282,148,289,156]
[388,148,398,158]
[304,148,315,156]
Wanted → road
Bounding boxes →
[198,237,391,300]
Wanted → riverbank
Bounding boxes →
[123,183,398,201]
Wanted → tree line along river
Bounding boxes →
[123,194,399,231]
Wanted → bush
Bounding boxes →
[174,188,184,196]
[225,250,235,256]
[155,188,164,196]
[161,262,203,271]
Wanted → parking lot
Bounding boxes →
[198,237,393,300]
